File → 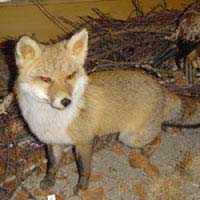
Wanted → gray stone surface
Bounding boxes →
[12,129,200,200]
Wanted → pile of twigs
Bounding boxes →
[0,101,45,199]
[61,7,181,74]
[0,39,16,97]
[60,2,200,96]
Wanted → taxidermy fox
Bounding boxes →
[15,29,200,193]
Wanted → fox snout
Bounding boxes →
[51,95,71,109]
[48,80,73,109]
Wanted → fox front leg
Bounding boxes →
[40,144,64,190]
[74,143,93,194]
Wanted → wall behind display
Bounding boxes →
[0,0,194,42]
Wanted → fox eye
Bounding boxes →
[40,76,51,83]
[66,71,77,81]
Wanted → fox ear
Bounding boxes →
[15,36,41,66]
[67,29,88,65]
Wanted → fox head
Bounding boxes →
[15,29,88,109]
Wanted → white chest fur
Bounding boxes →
[18,76,88,145]
[19,96,73,144]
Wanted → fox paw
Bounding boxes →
[73,185,80,195]
[40,176,55,190]
[73,180,88,195]
[73,185,88,196]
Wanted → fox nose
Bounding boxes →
[61,98,71,107]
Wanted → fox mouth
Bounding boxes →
[51,103,67,110]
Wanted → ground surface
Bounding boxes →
[11,128,200,200]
